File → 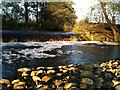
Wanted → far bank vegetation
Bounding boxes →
[73,20,120,42]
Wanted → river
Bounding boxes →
[1,41,120,80]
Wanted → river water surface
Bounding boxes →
[1,41,120,80]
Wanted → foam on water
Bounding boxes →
[2,42,77,64]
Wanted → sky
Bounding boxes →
[72,0,99,21]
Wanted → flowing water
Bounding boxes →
[1,41,120,80]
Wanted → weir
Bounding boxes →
[1,30,79,42]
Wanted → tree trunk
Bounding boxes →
[99,1,119,42]
[36,2,39,25]
[24,2,28,25]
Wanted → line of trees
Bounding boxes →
[87,0,120,42]
[2,1,77,31]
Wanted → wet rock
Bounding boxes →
[47,69,56,74]
[17,67,31,73]
[69,76,79,82]
[0,79,11,88]
[64,83,77,89]
[68,86,78,90]
[93,63,100,69]
[115,70,120,79]
[54,80,63,88]
[117,65,120,69]
[81,78,94,86]
[94,77,104,88]
[13,85,25,90]
[32,76,41,85]
[42,76,51,83]
[115,85,120,90]
[13,81,26,90]
[112,80,120,87]
[56,86,64,90]
[68,64,74,68]
[64,83,72,89]
[79,83,88,89]
[105,72,114,79]
[105,68,116,74]
[11,79,20,85]
[38,85,51,90]
[80,64,94,71]
[80,71,94,79]
[0,79,10,86]
[3,59,120,90]
[37,84,43,89]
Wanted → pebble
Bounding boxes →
[42,76,51,83]
[80,71,94,79]
[115,85,120,90]
[80,83,88,89]
[81,78,94,86]
[1,59,120,90]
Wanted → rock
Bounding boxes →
[112,80,120,87]
[56,73,62,77]
[104,72,114,79]
[62,69,68,73]
[115,85,120,90]
[13,81,25,87]
[17,68,31,73]
[36,70,44,75]
[37,84,43,89]
[63,76,70,81]
[32,76,41,85]
[69,86,78,90]
[58,65,67,69]
[94,71,101,75]
[80,64,94,71]
[54,80,63,88]
[56,86,64,90]
[79,83,88,89]
[37,67,45,70]
[38,85,51,90]
[112,61,119,67]
[30,71,37,76]
[100,62,107,68]
[47,67,53,70]
[0,79,10,85]
[64,83,72,89]
[0,79,11,87]
[105,68,116,74]
[81,78,94,86]
[93,63,100,69]
[47,70,55,74]
[64,83,77,89]
[22,72,29,77]
[69,67,76,72]
[11,79,20,85]
[68,64,74,67]
[117,65,120,69]
[94,77,104,88]
[42,76,51,83]
[80,71,94,79]
[69,76,79,82]
[13,85,25,90]
[115,70,120,78]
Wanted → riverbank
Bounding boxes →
[1,59,120,90]
[78,41,119,46]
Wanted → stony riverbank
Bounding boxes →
[1,59,120,90]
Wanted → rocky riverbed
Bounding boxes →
[1,59,120,90]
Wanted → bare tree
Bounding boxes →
[99,0,120,42]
